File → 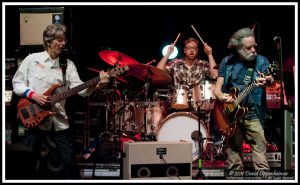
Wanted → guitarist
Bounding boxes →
[214,28,275,173]
[12,24,109,179]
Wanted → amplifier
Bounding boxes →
[192,168,225,178]
[78,163,120,178]
[266,81,281,108]
[243,152,281,168]
[20,7,64,46]
[123,141,193,180]
[5,58,17,71]
[5,90,13,104]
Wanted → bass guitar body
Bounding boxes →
[17,84,60,128]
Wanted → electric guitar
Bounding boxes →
[213,62,279,137]
[17,66,129,128]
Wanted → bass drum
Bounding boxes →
[156,112,209,161]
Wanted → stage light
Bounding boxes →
[162,45,178,59]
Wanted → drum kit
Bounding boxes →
[87,50,224,162]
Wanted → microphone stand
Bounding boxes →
[277,37,284,108]
[195,103,205,179]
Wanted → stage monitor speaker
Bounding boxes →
[20,7,64,46]
[123,141,192,180]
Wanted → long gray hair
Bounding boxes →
[227,27,255,49]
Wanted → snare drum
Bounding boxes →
[192,79,216,111]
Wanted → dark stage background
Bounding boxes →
[5,4,295,79]
[4,4,296,110]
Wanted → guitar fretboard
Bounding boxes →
[51,76,100,104]
[234,82,257,107]
[50,66,128,105]
[233,62,279,108]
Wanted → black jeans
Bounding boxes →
[24,128,81,179]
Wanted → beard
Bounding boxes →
[237,48,257,61]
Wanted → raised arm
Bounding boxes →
[156,44,174,70]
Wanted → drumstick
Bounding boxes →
[173,33,181,45]
[191,25,205,45]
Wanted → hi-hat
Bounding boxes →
[99,50,139,67]
[127,63,172,85]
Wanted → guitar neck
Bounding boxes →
[234,81,257,107]
[49,66,129,105]
[51,76,100,104]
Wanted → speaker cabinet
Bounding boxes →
[19,7,64,46]
[123,141,192,180]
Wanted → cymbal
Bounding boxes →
[127,63,172,85]
[99,50,139,67]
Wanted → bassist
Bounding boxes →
[12,24,109,179]
[213,28,275,173]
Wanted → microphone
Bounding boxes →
[273,36,281,42]
[251,22,257,31]
[146,59,156,65]
[273,36,281,50]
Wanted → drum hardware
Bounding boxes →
[127,63,172,85]
[195,102,206,179]
[191,71,217,178]
[106,78,125,134]
[125,62,173,140]
[140,76,153,140]
[202,135,227,162]
[215,135,226,158]
[153,91,171,101]
[126,62,172,139]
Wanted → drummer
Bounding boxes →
[156,37,218,112]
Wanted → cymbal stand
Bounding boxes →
[142,76,152,141]
[111,79,122,134]
[104,86,110,132]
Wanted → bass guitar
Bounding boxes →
[213,62,279,137]
[17,66,129,128]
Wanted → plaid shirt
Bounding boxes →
[165,57,210,89]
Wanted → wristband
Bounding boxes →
[28,91,35,99]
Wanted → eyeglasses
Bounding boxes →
[185,46,198,50]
